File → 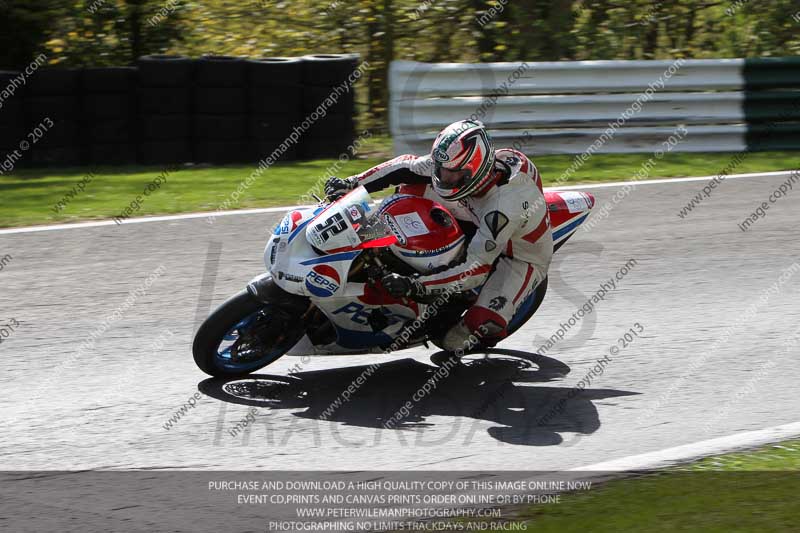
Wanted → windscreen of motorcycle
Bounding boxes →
[305,186,377,253]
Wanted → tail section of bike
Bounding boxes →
[545,191,595,251]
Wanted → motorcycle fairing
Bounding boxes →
[545,191,595,249]
[267,204,427,353]
[267,205,354,299]
[273,206,323,240]
[304,187,380,254]
[268,208,401,335]
[273,188,595,356]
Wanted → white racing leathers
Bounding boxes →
[353,148,553,344]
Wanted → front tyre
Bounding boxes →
[193,290,306,377]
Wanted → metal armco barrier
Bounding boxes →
[390,57,800,155]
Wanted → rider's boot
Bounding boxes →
[440,306,508,356]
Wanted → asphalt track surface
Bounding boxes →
[1,171,799,473]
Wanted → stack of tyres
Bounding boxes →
[300,54,359,159]
[0,71,25,171]
[138,55,194,165]
[194,56,248,164]
[83,67,137,165]
[24,69,83,166]
[247,57,304,162]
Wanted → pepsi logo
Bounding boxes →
[289,210,303,231]
[277,211,305,235]
[305,265,341,297]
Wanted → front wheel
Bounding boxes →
[192,290,306,377]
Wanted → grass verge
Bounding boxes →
[0,150,797,228]
[486,439,800,532]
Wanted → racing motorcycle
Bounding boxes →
[193,185,595,377]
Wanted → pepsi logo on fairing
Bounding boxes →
[289,210,303,230]
[305,265,341,297]
[278,211,304,235]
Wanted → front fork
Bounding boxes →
[247,273,314,335]
[247,273,309,311]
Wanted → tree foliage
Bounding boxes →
[1,0,798,123]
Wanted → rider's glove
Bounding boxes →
[324,176,357,200]
[381,273,426,300]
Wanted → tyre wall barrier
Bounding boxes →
[300,54,359,159]
[0,71,25,166]
[0,53,361,168]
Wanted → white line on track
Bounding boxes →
[0,205,298,235]
[556,169,796,191]
[1,170,795,236]
[574,420,800,471]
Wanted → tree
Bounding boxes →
[1,0,797,128]
[39,0,186,67]
[0,1,56,69]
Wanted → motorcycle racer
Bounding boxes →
[325,120,552,352]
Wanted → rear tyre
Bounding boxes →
[430,276,549,358]
[506,276,548,337]
[193,290,306,378]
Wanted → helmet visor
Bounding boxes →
[433,162,472,192]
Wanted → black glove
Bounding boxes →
[324,176,356,200]
[381,273,426,300]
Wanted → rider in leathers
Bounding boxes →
[325,120,552,353]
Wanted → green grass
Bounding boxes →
[534,150,798,184]
[680,440,800,471]
[485,439,800,532]
[0,147,798,228]
[0,159,377,228]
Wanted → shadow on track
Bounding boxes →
[198,349,638,446]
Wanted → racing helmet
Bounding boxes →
[430,119,495,201]
[377,194,465,274]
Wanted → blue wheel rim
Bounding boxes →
[213,310,293,372]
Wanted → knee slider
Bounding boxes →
[464,306,508,339]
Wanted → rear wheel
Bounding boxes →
[192,290,306,377]
[430,276,549,359]
[506,276,548,336]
